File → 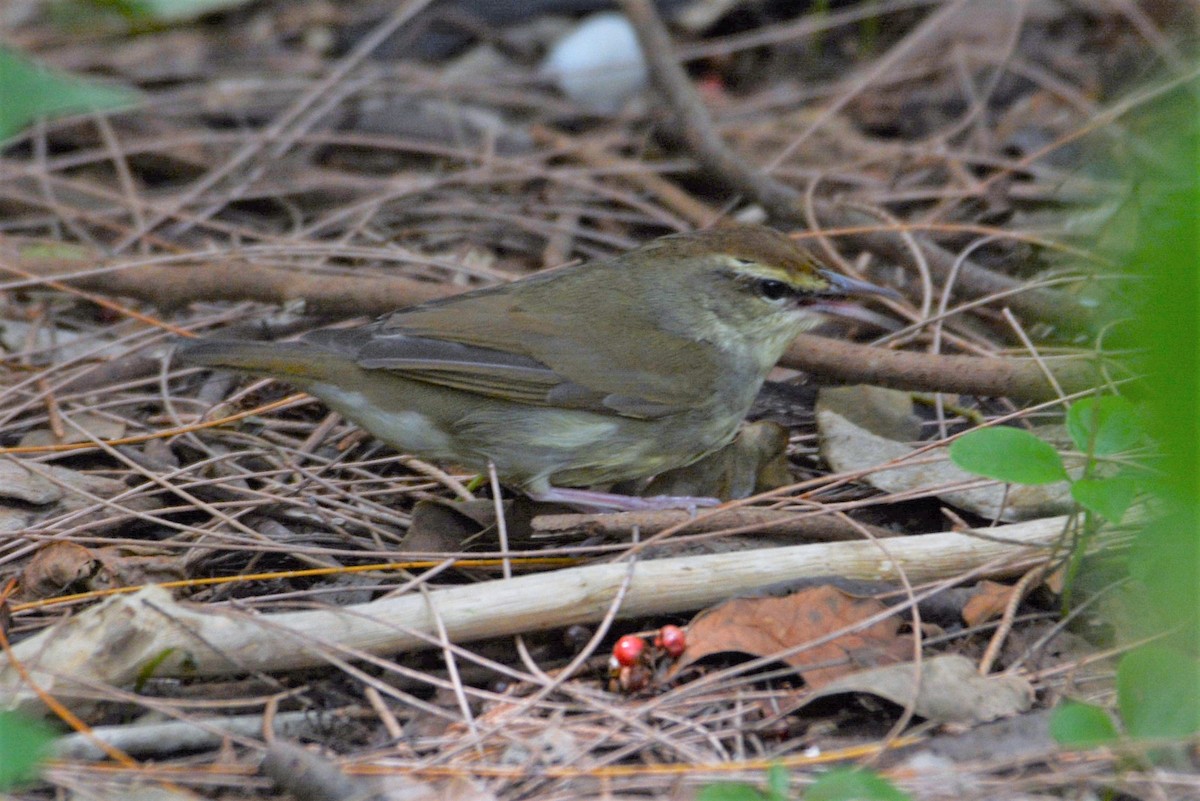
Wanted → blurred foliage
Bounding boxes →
[697,765,912,801]
[1115,82,1200,655]
[86,0,254,24]
[0,712,57,789]
[0,46,137,140]
[1053,76,1200,747]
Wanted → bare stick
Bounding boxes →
[3,250,455,316]
[780,335,1104,401]
[531,507,900,541]
[7,245,1104,403]
[1,515,1075,716]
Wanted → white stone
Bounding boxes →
[542,12,647,114]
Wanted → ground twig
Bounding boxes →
[1,514,1074,716]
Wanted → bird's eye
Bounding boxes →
[755,279,792,301]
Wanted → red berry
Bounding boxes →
[655,625,687,658]
[612,635,646,667]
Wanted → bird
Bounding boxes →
[176,224,894,510]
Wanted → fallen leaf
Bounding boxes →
[21,542,184,601]
[914,708,1055,763]
[671,585,911,688]
[89,545,187,591]
[404,499,492,552]
[818,408,1073,521]
[798,654,1034,725]
[1044,565,1066,594]
[961,580,1018,627]
[20,542,96,599]
[18,412,126,449]
[816,385,921,442]
[263,740,387,801]
[0,460,69,505]
[0,459,160,518]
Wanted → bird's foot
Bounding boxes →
[528,487,721,512]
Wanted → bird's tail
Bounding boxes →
[175,339,348,382]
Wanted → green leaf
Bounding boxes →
[766,765,790,801]
[805,769,911,801]
[1066,396,1141,456]
[134,647,177,692]
[0,46,138,140]
[1128,514,1200,650]
[949,427,1068,485]
[101,0,256,23]
[1071,477,1137,523]
[697,783,771,801]
[0,712,57,790]
[1049,702,1119,747]
[1118,645,1200,740]
[696,766,791,801]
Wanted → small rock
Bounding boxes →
[542,13,647,114]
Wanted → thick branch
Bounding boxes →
[781,335,1104,401]
[2,250,455,317]
[1,515,1071,716]
[6,244,1103,403]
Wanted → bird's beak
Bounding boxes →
[807,270,902,331]
[817,269,901,300]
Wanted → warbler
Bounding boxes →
[178,225,893,509]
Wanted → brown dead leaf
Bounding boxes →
[671,585,911,688]
[1043,564,1067,594]
[962,580,1018,627]
[21,542,184,601]
[89,545,186,590]
[404,499,487,552]
[21,542,97,599]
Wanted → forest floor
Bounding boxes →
[1,1,1196,799]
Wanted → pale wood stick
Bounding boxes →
[1,515,1075,717]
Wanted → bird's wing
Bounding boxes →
[303,322,698,419]
[350,332,567,406]
[303,285,716,419]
